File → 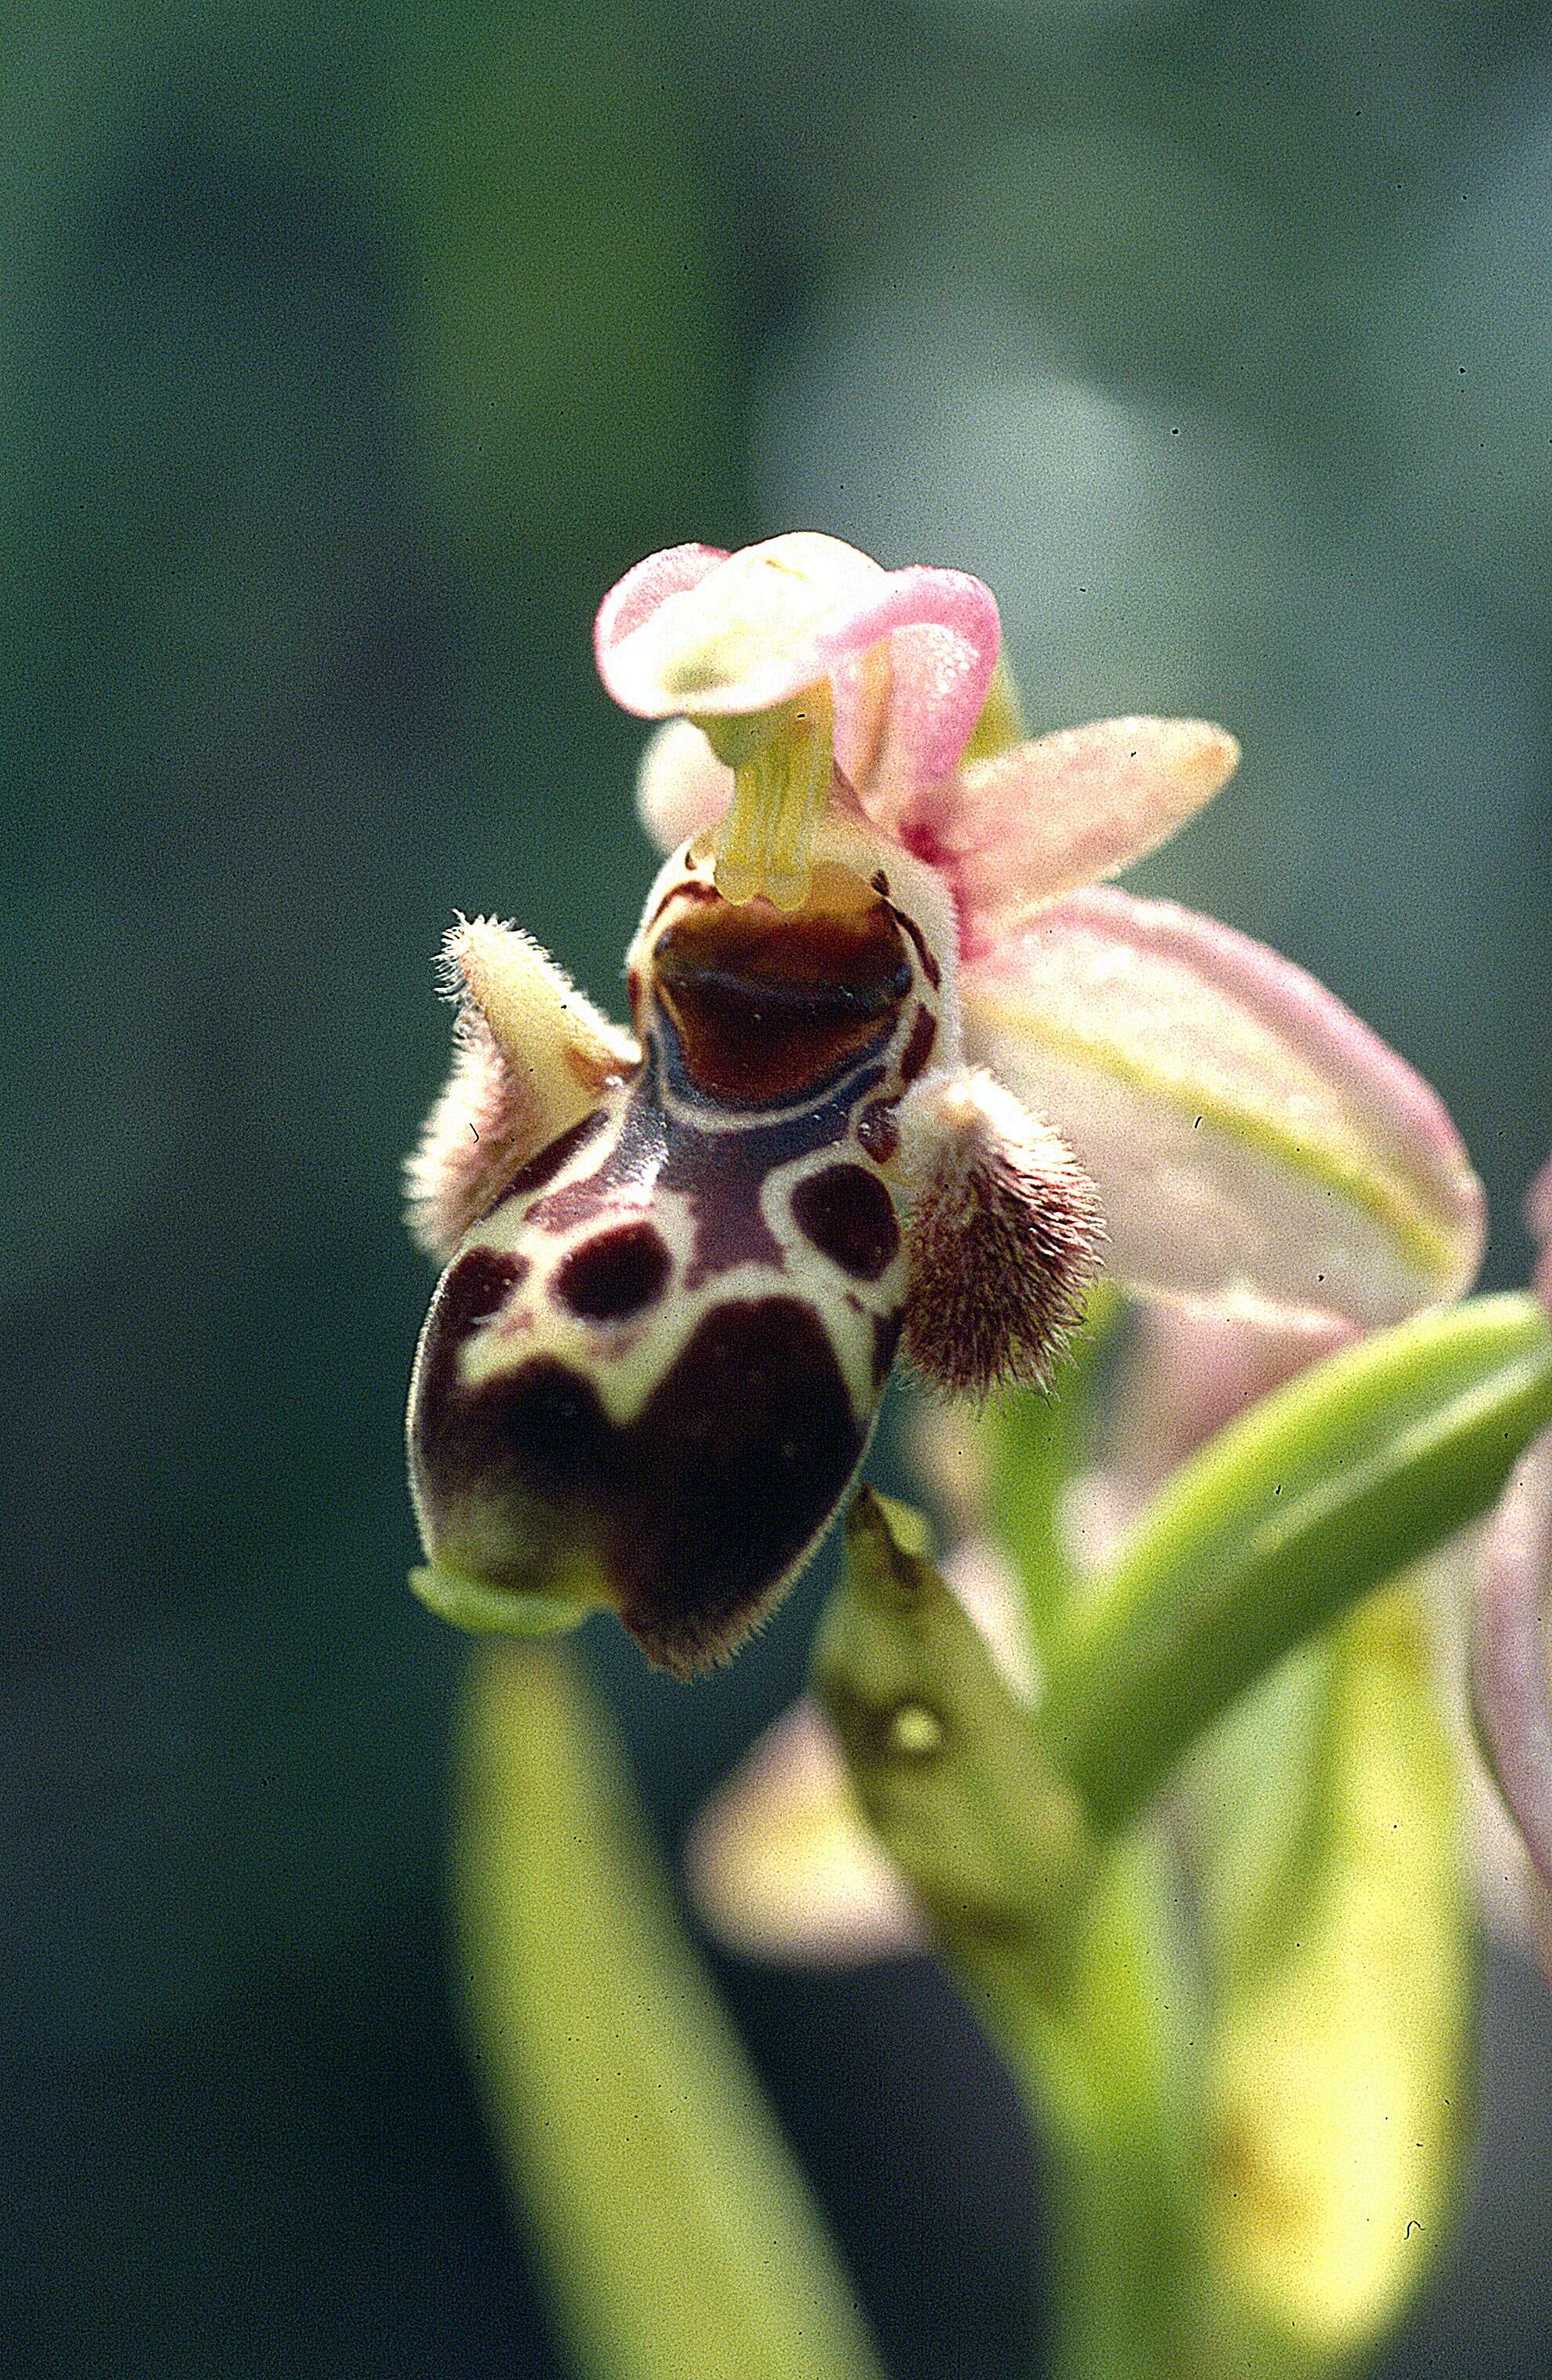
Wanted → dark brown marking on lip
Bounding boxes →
[410,1294,865,1676]
[857,1098,900,1164]
[899,1004,937,1083]
[888,902,942,990]
[510,1051,887,1288]
[435,1245,521,1331]
[652,887,911,1107]
[870,869,891,897]
[408,1244,524,1528]
[872,1306,904,1386]
[491,1107,608,1212]
[667,1049,887,1287]
[526,1087,668,1235]
[505,1046,889,1288]
[555,1222,671,1321]
[646,877,720,934]
[791,1161,901,1282]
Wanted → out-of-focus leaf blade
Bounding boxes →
[1199,1587,1471,2367]
[1039,1293,1552,1831]
[453,1646,885,2380]
[388,5,732,574]
[988,1278,1123,1642]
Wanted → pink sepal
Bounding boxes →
[925,716,1239,947]
[1104,1307,1359,1507]
[820,567,1001,800]
[1473,1431,1552,1981]
[1528,1152,1552,1312]
[964,886,1485,1325]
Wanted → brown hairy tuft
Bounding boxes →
[898,1070,1103,1398]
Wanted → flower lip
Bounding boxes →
[648,867,914,1105]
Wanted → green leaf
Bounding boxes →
[1038,1292,1552,1833]
[1197,1586,1472,2369]
[453,1646,886,2380]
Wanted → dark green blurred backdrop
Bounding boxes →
[3,4,1550,2375]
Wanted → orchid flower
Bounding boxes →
[405,530,1484,1674]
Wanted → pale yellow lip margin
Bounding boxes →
[966,989,1463,1289]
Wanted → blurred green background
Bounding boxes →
[3,2,1550,2374]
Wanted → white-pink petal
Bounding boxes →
[821,567,1001,808]
[1473,1431,1552,1981]
[963,887,1485,1329]
[593,542,727,697]
[635,718,733,853]
[594,537,1000,824]
[594,533,884,720]
[912,717,1240,950]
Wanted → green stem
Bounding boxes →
[1007,1841,1215,2380]
[989,1281,1123,1646]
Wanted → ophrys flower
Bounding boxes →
[404,532,1484,1672]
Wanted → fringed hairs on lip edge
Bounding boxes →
[405,807,1101,1675]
